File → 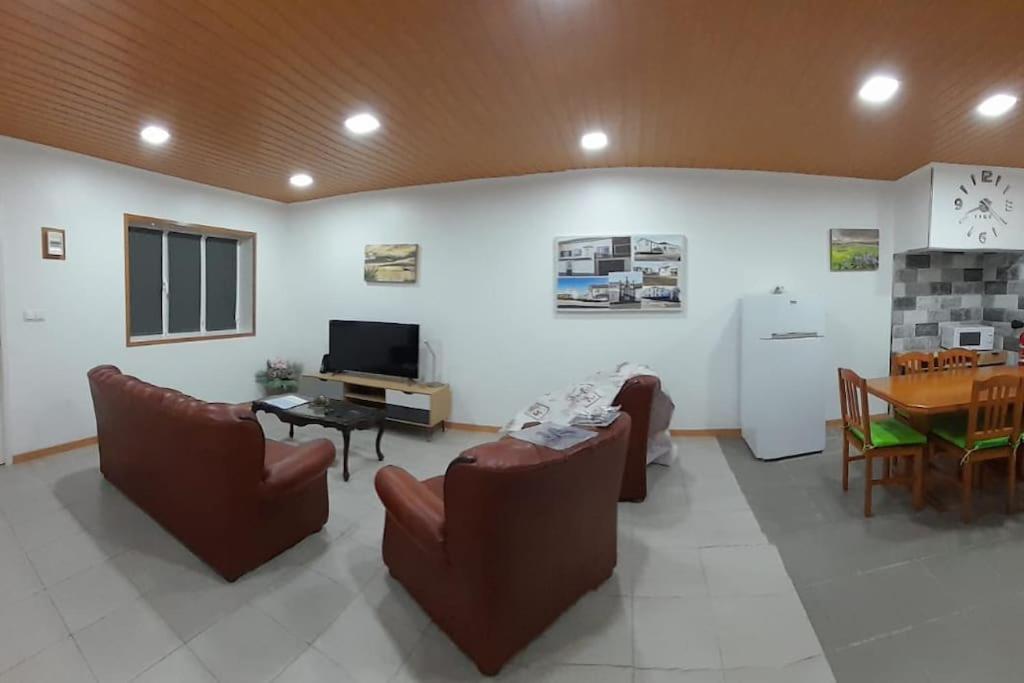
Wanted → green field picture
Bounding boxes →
[830,228,879,272]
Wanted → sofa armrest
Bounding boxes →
[261,439,335,500]
[375,466,445,549]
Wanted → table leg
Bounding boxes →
[375,423,384,461]
[912,450,925,511]
[342,429,351,482]
[289,424,294,439]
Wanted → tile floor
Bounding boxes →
[721,429,1024,683]
[0,420,831,682]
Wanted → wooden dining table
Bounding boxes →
[866,365,1024,511]
[866,365,1024,431]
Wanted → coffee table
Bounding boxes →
[252,398,385,481]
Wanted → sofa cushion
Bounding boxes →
[424,475,445,499]
[265,439,295,469]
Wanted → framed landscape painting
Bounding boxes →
[555,234,684,311]
[830,228,879,272]
[365,244,419,283]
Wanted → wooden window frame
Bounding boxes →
[123,213,257,348]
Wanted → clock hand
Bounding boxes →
[959,205,984,223]
[988,205,1008,225]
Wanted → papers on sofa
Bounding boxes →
[570,406,621,428]
[502,362,675,464]
[510,423,596,451]
[260,394,309,410]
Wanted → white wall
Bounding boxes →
[0,137,293,457]
[285,168,894,429]
[0,141,895,456]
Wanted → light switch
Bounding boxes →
[22,310,45,322]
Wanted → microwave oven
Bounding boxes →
[938,322,994,351]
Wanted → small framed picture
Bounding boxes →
[42,227,66,260]
[829,228,879,272]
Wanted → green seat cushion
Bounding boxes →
[931,422,1011,451]
[849,419,926,448]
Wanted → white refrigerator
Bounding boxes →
[740,293,826,460]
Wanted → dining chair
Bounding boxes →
[936,348,978,370]
[928,375,1023,523]
[837,368,926,517]
[889,352,935,475]
[892,352,934,376]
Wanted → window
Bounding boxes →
[125,214,255,346]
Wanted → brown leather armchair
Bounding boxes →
[374,415,631,675]
[87,365,335,581]
[613,374,668,502]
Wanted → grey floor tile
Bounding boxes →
[722,433,1024,683]
[274,646,357,683]
[0,594,69,675]
[799,561,957,651]
[132,646,216,683]
[188,605,305,683]
[633,596,721,670]
[74,598,182,683]
[635,669,724,683]
[0,431,831,682]
[827,629,931,683]
[0,637,95,683]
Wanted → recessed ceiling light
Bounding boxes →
[977,93,1018,118]
[139,125,170,145]
[344,113,381,134]
[858,75,900,104]
[289,173,314,188]
[580,131,608,151]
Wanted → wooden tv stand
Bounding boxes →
[305,372,451,437]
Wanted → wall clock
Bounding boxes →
[952,168,1015,245]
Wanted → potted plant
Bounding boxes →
[256,359,302,395]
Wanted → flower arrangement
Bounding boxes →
[255,359,302,395]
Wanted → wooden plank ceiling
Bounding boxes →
[2,0,1024,202]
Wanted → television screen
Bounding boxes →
[327,320,419,379]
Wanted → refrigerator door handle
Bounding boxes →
[759,333,825,340]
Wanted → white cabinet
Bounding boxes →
[893,162,1024,252]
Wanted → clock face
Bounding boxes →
[954,168,1015,244]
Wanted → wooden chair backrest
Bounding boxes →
[893,352,933,375]
[965,375,1024,449]
[837,368,871,446]
[937,348,978,370]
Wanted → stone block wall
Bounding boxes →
[980,252,1024,355]
[891,253,983,352]
[891,251,1024,357]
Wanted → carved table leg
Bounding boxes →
[342,428,351,482]
[375,422,384,461]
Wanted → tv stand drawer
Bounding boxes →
[386,405,431,425]
[385,389,431,411]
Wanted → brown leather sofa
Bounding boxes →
[613,374,667,502]
[87,365,335,581]
[374,415,631,675]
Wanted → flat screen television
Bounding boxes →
[326,320,419,379]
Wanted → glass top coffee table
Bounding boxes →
[252,397,385,481]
